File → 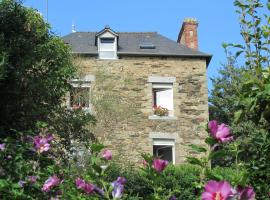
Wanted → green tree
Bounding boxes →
[0,0,74,133]
[209,55,244,124]
[210,0,270,198]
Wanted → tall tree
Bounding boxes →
[0,0,75,134]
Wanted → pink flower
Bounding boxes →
[27,176,37,183]
[75,178,95,194]
[208,120,233,143]
[202,180,233,200]
[237,186,255,200]
[142,160,148,167]
[152,159,169,172]
[0,143,5,151]
[75,178,86,189]
[208,120,218,136]
[33,135,53,153]
[102,149,112,160]
[42,175,61,192]
[84,183,95,194]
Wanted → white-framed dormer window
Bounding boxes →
[153,139,175,164]
[67,75,95,112]
[98,37,117,59]
[96,26,118,60]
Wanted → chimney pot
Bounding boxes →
[177,18,199,50]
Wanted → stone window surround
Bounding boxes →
[148,76,177,120]
[149,132,179,164]
[67,75,95,112]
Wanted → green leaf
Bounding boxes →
[208,149,227,161]
[186,157,203,167]
[0,179,9,189]
[264,84,270,95]
[234,110,243,123]
[205,137,217,146]
[92,164,102,174]
[90,143,105,153]
[188,144,207,153]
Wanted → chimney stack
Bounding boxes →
[177,18,198,50]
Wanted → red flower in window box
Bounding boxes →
[153,105,169,116]
[72,104,82,110]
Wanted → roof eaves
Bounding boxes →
[117,52,212,67]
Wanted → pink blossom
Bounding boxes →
[75,178,86,189]
[152,159,169,172]
[237,186,255,200]
[208,120,218,136]
[0,143,5,151]
[202,180,233,200]
[208,120,233,143]
[42,175,61,192]
[33,135,53,153]
[102,149,112,160]
[142,160,148,167]
[75,178,95,194]
[27,176,37,183]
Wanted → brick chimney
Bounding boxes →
[177,18,199,50]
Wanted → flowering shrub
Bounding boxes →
[153,105,169,116]
[202,180,255,200]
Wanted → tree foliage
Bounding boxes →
[0,0,75,134]
[210,0,270,198]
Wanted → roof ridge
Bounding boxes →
[71,31,157,34]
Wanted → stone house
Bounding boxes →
[62,19,211,164]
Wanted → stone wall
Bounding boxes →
[75,56,208,164]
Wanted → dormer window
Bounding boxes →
[96,26,118,60]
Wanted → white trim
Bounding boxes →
[68,75,94,111]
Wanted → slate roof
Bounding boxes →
[62,31,212,65]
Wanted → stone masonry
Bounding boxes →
[76,56,208,164]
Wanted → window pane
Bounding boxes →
[100,42,114,50]
[100,38,114,43]
[154,88,173,110]
[153,145,172,162]
[70,87,90,108]
[99,51,115,59]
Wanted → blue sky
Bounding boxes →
[23,0,244,93]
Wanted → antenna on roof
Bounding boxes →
[46,0,48,22]
[72,20,76,33]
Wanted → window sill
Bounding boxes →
[148,115,177,120]
[97,58,118,60]
[67,107,91,113]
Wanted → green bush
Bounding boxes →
[104,163,201,199]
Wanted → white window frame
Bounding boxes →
[98,34,118,60]
[153,139,175,164]
[68,75,94,112]
[152,83,174,116]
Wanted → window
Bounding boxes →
[70,87,90,109]
[68,75,94,112]
[98,37,117,59]
[152,83,173,116]
[153,139,175,164]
